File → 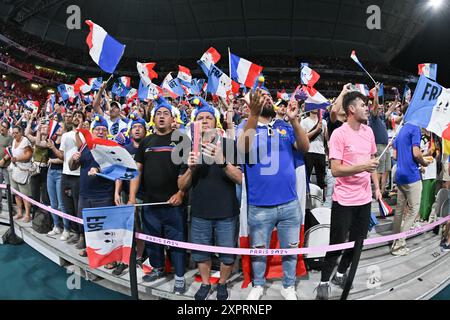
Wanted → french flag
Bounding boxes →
[83,205,134,269]
[379,199,393,217]
[74,78,92,94]
[48,120,61,139]
[302,86,330,112]
[137,62,158,87]
[229,53,263,88]
[88,77,103,91]
[3,147,12,158]
[47,94,56,113]
[58,84,76,101]
[197,47,221,76]
[177,65,192,85]
[126,88,138,103]
[162,73,185,98]
[418,63,438,81]
[138,79,163,101]
[85,20,125,74]
[355,83,370,96]
[161,73,178,98]
[300,63,320,88]
[118,76,131,89]
[350,50,364,70]
[78,129,138,181]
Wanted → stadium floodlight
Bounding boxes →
[429,0,444,9]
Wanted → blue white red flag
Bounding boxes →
[300,63,320,88]
[118,76,131,89]
[25,100,40,112]
[161,73,179,98]
[78,129,138,181]
[404,75,450,139]
[85,20,125,74]
[47,94,56,113]
[229,53,263,88]
[83,205,134,269]
[137,62,158,87]
[403,85,412,103]
[418,63,438,81]
[163,74,186,97]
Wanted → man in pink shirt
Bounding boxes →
[316,91,382,300]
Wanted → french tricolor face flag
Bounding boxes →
[404,75,450,139]
[78,129,138,181]
[58,84,76,101]
[47,120,61,139]
[197,47,221,76]
[300,63,320,88]
[137,62,158,87]
[83,205,134,269]
[418,63,438,81]
[85,20,125,74]
[207,64,232,98]
[229,53,263,88]
[74,78,92,94]
[177,65,192,85]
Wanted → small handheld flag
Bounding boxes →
[418,63,438,81]
[137,62,158,87]
[350,50,377,85]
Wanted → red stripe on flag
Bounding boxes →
[244,63,263,88]
[85,20,94,49]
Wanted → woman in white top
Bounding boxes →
[7,126,33,223]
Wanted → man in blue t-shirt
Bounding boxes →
[391,122,429,256]
[237,88,309,300]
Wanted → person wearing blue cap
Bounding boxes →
[178,97,241,300]
[129,95,188,295]
[69,114,115,257]
[237,88,310,300]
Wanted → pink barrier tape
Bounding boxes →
[10,187,84,225]
[8,185,450,256]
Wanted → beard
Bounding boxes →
[261,105,276,119]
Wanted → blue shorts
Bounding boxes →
[190,216,238,265]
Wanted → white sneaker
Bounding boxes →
[246,286,264,300]
[60,230,70,241]
[280,286,298,300]
[47,227,62,236]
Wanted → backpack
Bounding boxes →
[32,209,53,234]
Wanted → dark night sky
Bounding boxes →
[392,2,450,86]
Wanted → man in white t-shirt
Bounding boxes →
[300,109,328,194]
[53,110,85,244]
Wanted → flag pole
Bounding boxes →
[377,119,404,161]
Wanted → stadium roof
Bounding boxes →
[0,0,433,62]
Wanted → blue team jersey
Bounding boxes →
[238,119,297,206]
[393,123,421,185]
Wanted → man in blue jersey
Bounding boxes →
[237,88,309,300]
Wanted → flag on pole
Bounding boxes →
[78,129,138,181]
[85,20,125,74]
[161,73,179,99]
[138,80,162,101]
[229,53,263,88]
[118,76,131,89]
[137,62,158,87]
[355,84,370,96]
[300,63,320,88]
[25,100,40,113]
[83,205,134,269]
[301,86,330,112]
[47,94,56,113]
[418,63,438,81]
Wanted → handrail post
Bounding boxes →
[2,184,24,245]
[340,238,364,300]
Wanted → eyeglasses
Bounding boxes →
[93,127,108,132]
